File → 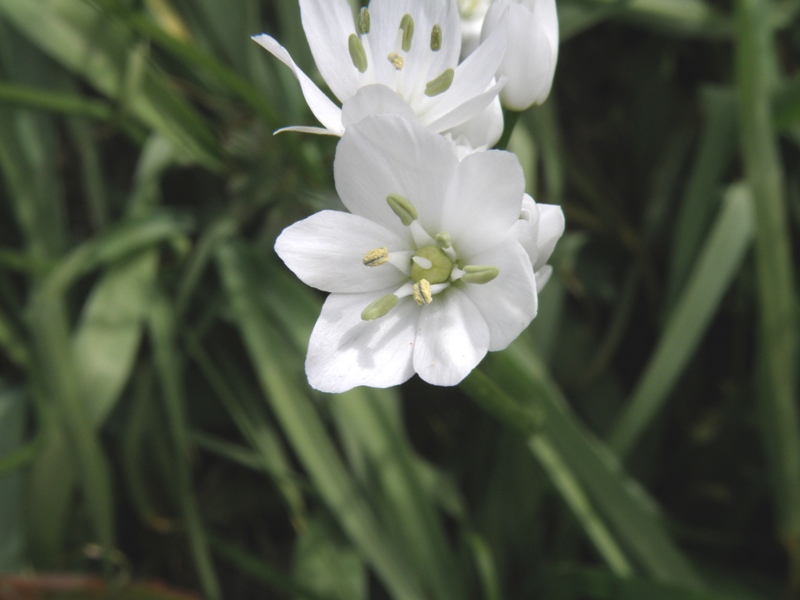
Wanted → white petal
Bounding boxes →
[482,2,558,109]
[252,34,344,135]
[334,114,458,235]
[341,84,419,129]
[461,242,537,351]
[443,149,525,256]
[416,27,505,128]
[425,77,505,135]
[306,292,418,392]
[535,264,553,292]
[443,95,504,152]
[275,210,407,294]
[413,288,489,386]
[299,0,365,101]
[534,202,565,270]
[275,125,341,136]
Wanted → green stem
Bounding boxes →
[495,109,522,151]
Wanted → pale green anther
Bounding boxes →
[361,294,399,320]
[348,34,368,73]
[400,14,414,52]
[430,24,442,51]
[411,245,453,284]
[357,7,370,34]
[434,232,451,248]
[386,193,418,225]
[461,265,499,284]
[424,68,454,97]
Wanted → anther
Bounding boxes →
[348,34,368,73]
[363,247,389,267]
[461,265,499,284]
[386,193,418,225]
[357,7,370,34]
[424,68,454,97]
[387,52,404,70]
[412,280,432,305]
[361,294,399,320]
[434,232,451,248]
[400,14,414,52]
[430,24,442,51]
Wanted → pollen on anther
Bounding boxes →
[387,52,405,70]
[357,7,370,34]
[363,247,389,267]
[413,279,432,305]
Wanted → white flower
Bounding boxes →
[481,0,559,110]
[275,114,563,392]
[513,194,565,292]
[457,0,492,58]
[252,0,506,147]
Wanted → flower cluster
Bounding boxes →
[256,0,564,392]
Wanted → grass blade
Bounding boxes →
[0,383,24,571]
[608,184,754,455]
[735,0,800,586]
[215,241,425,600]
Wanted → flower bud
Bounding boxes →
[480,0,559,110]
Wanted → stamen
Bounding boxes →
[357,7,370,34]
[409,221,435,247]
[363,247,389,267]
[434,232,451,248]
[386,193,418,225]
[387,52,405,70]
[412,256,433,270]
[461,265,499,284]
[412,280,432,305]
[361,294,399,320]
[348,34,368,73]
[430,24,442,51]
[425,68,454,97]
[400,14,414,52]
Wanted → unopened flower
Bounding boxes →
[481,0,559,110]
[275,114,563,392]
[252,0,506,148]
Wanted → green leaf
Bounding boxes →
[0,0,223,169]
[608,184,754,455]
[215,241,426,600]
[148,292,222,600]
[73,253,158,426]
[463,349,704,588]
[0,383,25,571]
[293,515,367,600]
[735,0,800,574]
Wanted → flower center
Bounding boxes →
[410,245,453,284]
[346,10,455,99]
[359,193,500,321]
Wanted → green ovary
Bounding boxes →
[410,245,453,284]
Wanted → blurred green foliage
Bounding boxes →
[0,0,799,598]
